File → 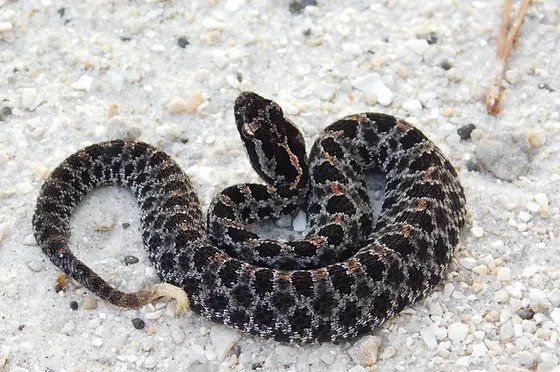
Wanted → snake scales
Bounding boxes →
[33,92,466,343]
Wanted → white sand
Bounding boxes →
[1,1,559,370]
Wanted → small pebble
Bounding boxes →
[131,317,146,330]
[548,289,560,306]
[404,39,429,55]
[91,337,103,347]
[107,104,119,118]
[456,356,470,367]
[457,123,476,140]
[347,335,381,367]
[70,75,93,91]
[124,68,141,83]
[124,255,139,265]
[209,325,241,362]
[517,308,535,320]
[459,257,477,270]
[144,356,157,369]
[529,288,546,302]
[401,99,422,112]
[69,301,78,310]
[146,325,157,335]
[496,267,513,281]
[288,0,317,14]
[470,226,484,238]
[0,21,13,32]
[472,265,489,275]
[167,92,203,114]
[533,193,549,208]
[145,310,162,320]
[352,73,394,106]
[426,32,438,45]
[471,342,488,358]
[121,222,130,229]
[494,289,509,302]
[27,260,43,272]
[516,351,535,367]
[420,324,444,349]
[517,210,532,223]
[1,105,12,117]
[150,44,165,52]
[447,322,469,342]
[292,211,307,232]
[81,297,98,310]
[440,60,453,70]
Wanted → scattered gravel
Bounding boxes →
[177,36,190,48]
[123,255,139,265]
[289,0,318,14]
[81,297,98,310]
[457,123,476,140]
[347,336,381,367]
[447,322,469,342]
[131,318,146,330]
[209,325,241,362]
[1,1,559,371]
[352,73,395,106]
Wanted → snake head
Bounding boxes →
[234,92,283,141]
[234,92,308,191]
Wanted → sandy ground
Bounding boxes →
[1,0,560,371]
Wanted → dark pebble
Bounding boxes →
[252,362,264,370]
[124,255,139,265]
[465,160,479,172]
[517,308,535,320]
[426,32,438,45]
[440,60,452,71]
[57,7,66,18]
[1,106,12,116]
[180,137,189,144]
[18,324,25,331]
[289,0,317,14]
[132,317,146,330]
[177,36,190,48]
[236,72,243,82]
[70,301,79,310]
[457,123,476,140]
[120,36,132,42]
[538,82,555,92]
[302,28,312,37]
[121,222,130,229]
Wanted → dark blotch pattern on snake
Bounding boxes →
[32,92,466,343]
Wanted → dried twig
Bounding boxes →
[485,0,531,115]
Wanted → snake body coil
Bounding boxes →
[33,92,466,343]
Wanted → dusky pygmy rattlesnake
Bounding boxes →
[33,92,466,343]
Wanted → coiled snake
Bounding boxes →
[33,92,466,343]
